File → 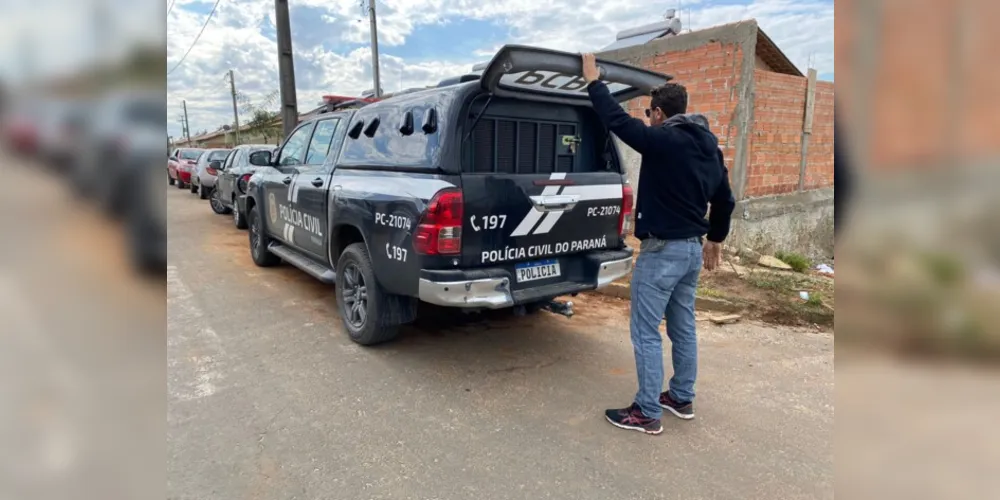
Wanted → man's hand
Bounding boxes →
[581,53,600,83]
[703,241,722,272]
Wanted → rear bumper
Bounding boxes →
[417,248,633,309]
[196,173,217,188]
[178,171,192,182]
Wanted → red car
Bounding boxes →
[1,112,39,156]
[168,148,204,189]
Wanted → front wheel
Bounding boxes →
[248,205,280,267]
[335,243,400,345]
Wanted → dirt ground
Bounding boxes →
[619,235,835,329]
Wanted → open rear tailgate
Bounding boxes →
[479,44,672,106]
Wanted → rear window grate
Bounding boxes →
[472,119,495,173]
[469,118,576,174]
[517,122,537,174]
[497,120,517,174]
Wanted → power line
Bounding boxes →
[167,0,224,76]
[167,0,176,15]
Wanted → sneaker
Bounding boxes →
[604,403,663,435]
[659,391,695,420]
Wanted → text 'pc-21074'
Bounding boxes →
[239,44,671,345]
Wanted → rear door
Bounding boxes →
[461,45,668,283]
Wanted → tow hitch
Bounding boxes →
[542,299,574,318]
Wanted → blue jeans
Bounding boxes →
[629,237,703,419]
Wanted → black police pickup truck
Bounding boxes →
[241,45,670,345]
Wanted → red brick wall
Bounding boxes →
[625,42,745,172]
[837,0,1000,171]
[805,81,836,189]
[746,71,835,197]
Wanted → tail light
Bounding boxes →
[414,188,463,255]
[619,184,634,237]
[237,173,253,193]
[206,166,219,176]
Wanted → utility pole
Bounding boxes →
[366,0,382,98]
[275,0,299,138]
[182,100,191,142]
[228,69,241,146]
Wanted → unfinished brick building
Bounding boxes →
[598,19,836,259]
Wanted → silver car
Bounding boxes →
[190,148,232,199]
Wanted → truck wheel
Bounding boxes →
[248,205,280,267]
[232,196,248,229]
[336,243,400,345]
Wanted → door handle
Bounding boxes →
[311,177,323,187]
[282,177,292,185]
[529,194,580,212]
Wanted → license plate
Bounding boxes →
[515,259,561,283]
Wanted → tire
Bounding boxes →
[335,243,400,345]
[248,205,280,267]
[210,187,230,214]
[199,185,210,200]
[168,174,175,186]
[232,196,248,229]
[190,182,198,194]
[176,180,186,189]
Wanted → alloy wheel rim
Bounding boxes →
[250,215,260,255]
[342,263,368,329]
[211,189,224,212]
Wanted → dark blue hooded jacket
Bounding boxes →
[587,81,736,243]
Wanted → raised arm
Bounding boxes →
[586,80,654,155]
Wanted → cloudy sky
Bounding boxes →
[166,0,834,140]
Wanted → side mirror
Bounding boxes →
[249,150,273,166]
[209,160,222,170]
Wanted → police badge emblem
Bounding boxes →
[267,192,278,225]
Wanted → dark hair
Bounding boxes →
[650,83,688,118]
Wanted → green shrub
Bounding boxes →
[775,251,811,273]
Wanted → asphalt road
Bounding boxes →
[166,183,834,499]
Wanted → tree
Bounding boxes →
[244,109,281,144]
[237,89,281,144]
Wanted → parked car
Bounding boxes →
[190,148,231,198]
[1,100,40,157]
[168,148,204,188]
[239,44,664,345]
[126,145,167,275]
[46,100,89,174]
[71,89,164,214]
[210,143,274,227]
[167,148,205,189]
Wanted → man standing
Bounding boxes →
[581,53,736,435]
